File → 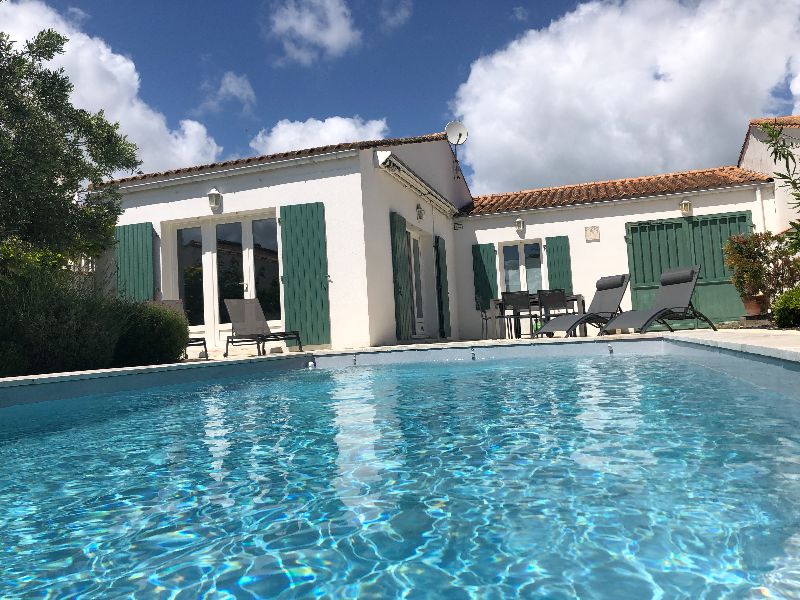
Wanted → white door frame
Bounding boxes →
[163,210,282,348]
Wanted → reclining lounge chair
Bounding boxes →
[535,274,630,338]
[600,265,716,334]
[223,298,303,357]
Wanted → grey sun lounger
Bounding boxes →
[600,265,716,334]
[535,274,631,338]
[223,298,303,357]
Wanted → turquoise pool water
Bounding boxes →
[1,355,800,598]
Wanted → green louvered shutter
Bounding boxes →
[472,243,497,310]
[434,236,451,338]
[115,223,154,301]
[280,203,331,346]
[390,212,414,340]
[545,236,573,295]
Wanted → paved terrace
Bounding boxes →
[211,328,800,363]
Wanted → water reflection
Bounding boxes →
[201,388,234,507]
[570,360,656,477]
[330,370,400,527]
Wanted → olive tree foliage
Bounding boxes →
[0,27,140,266]
[761,122,800,252]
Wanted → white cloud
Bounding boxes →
[195,71,256,115]
[65,6,88,25]
[453,0,800,195]
[0,0,222,173]
[380,0,412,30]
[511,6,528,22]
[249,116,389,154]
[268,0,361,66]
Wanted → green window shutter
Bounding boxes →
[472,243,497,310]
[280,202,331,346]
[115,223,154,301]
[390,212,414,340]
[545,236,573,295]
[434,236,451,338]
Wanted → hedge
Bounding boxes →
[772,287,800,328]
[0,267,189,377]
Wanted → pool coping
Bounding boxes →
[1,331,799,406]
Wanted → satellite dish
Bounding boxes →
[445,121,468,145]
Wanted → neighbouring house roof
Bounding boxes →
[748,115,800,128]
[462,166,772,216]
[738,115,800,166]
[106,132,448,186]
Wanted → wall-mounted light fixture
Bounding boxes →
[515,217,525,234]
[679,198,692,216]
[208,187,222,210]
[416,203,426,221]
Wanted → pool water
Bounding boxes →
[2,355,800,598]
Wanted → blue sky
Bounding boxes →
[4,0,800,193]
[43,0,580,158]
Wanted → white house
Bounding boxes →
[111,133,471,352]
[109,116,797,353]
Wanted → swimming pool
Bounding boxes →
[2,351,800,597]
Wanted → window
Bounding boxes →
[501,241,542,293]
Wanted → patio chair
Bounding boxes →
[157,299,208,359]
[600,265,716,334]
[537,289,572,324]
[223,298,303,357]
[501,291,537,338]
[535,274,630,338]
[475,294,493,339]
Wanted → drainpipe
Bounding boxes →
[756,185,767,233]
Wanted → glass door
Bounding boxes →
[408,231,426,337]
[251,218,281,322]
[215,222,246,324]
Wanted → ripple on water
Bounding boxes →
[1,355,800,598]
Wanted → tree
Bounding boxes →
[0,28,140,265]
[760,122,800,251]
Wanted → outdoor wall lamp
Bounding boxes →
[416,203,426,221]
[679,198,692,216]
[515,217,525,233]
[208,187,222,210]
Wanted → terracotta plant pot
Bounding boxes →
[742,295,768,317]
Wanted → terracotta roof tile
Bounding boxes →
[106,132,448,186]
[463,166,771,216]
[749,115,800,128]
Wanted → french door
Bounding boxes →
[176,215,281,341]
[407,230,426,337]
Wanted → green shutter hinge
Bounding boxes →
[278,218,281,225]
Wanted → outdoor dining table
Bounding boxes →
[488,293,587,339]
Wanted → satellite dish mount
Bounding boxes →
[445,121,468,180]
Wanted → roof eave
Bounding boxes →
[113,148,359,193]
[459,180,773,219]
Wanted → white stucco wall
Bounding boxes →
[359,144,462,346]
[739,127,797,231]
[453,184,774,341]
[389,140,473,209]
[117,152,372,350]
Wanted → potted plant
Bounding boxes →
[723,232,800,317]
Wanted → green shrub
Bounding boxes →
[113,303,189,367]
[0,267,127,376]
[772,287,800,328]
